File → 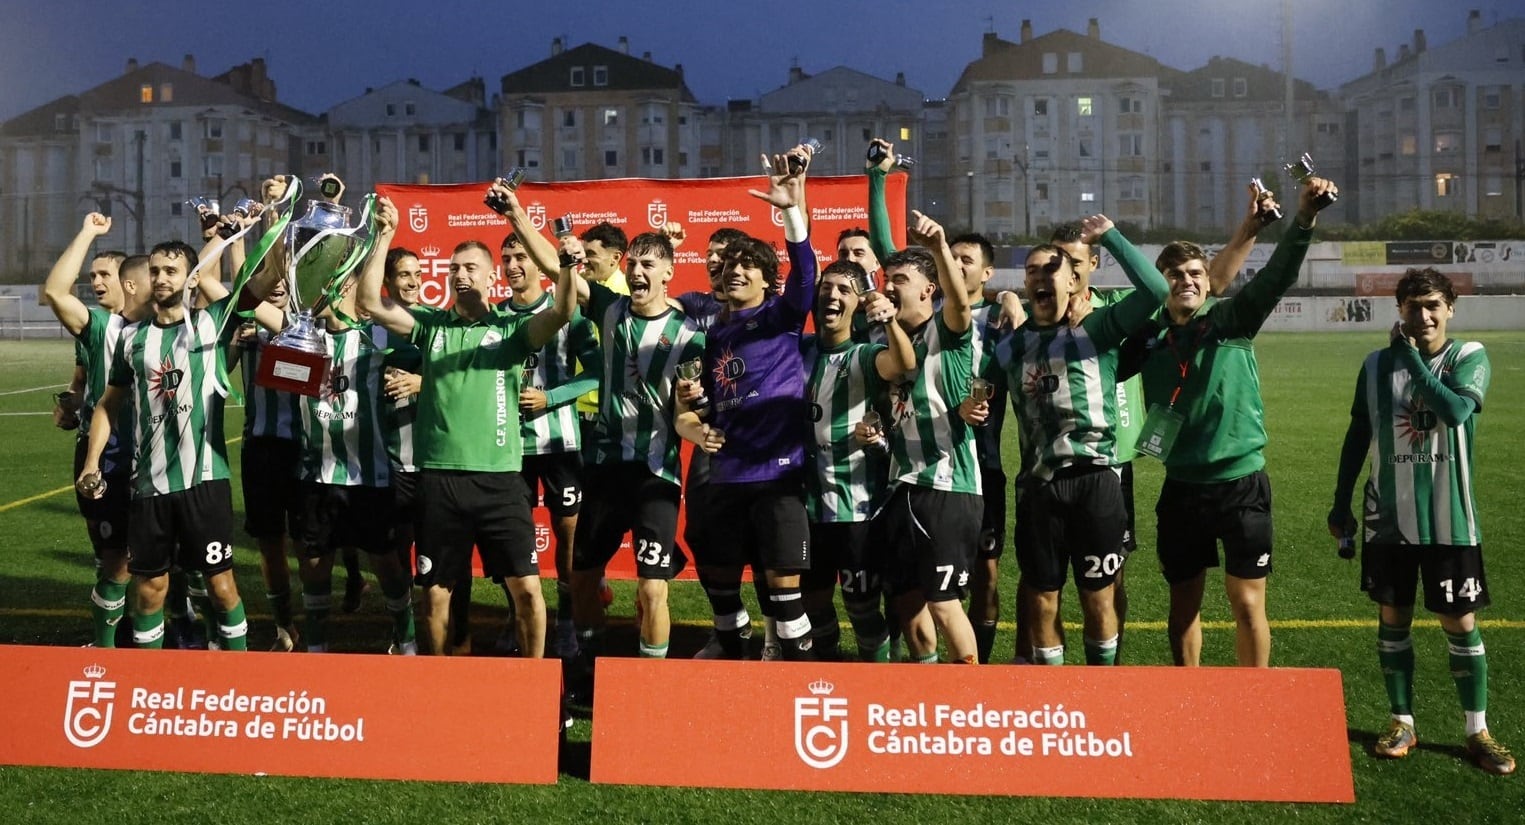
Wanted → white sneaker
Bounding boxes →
[388,640,418,656]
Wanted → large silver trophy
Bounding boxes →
[255,178,377,396]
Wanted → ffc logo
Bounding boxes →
[408,205,428,234]
[527,204,547,231]
[794,679,848,769]
[647,200,669,229]
[64,664,116,749]
[770,206,785,227]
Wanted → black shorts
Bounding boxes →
[682,480,721,565]
[573,462,687,580]
[391,470,419,527]
[1118,462,1137,556]
[414,470,538,587]
[521,452,583,518]
[875,485,980,603]
[240,436,301,540]
[1363,543,1490,616]
[1155,471,1273,584]
[128,479,236,578]
[73,437,130,554]
[294,483,392,558]
[1015,465,1127,593]
[806,520,880,603]
[701,479,811,573]
[979,467,1008,560]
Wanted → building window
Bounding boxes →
[169,160,182,178]
[678,151,688,166]
[984,97,1010,117]
[417,135,430,152]
[1435,173,1456,197]
[1483,88,1502,109]
[1211,78,1225,98]
[1485,126,1503,152]
[1433,88,1457,109]
[1399,96,1415,111]
[641,147,664,165]
[96,123,114,142]
[1035,182,1050,201]
[562,149,578,169]
[1118,96,1143,113]
[899,126,911,141]
[1080,191,1096,203]
[386,103,396,117]
[1400,135,1417,155]
[603,108,619,126]
[1434,132,1460,153]
[593,65,608,86]
[563,110,576,128]
[1076,97,1093,117]
[454,133,466,151]
[1042,53,1058,74]
[204,155,223,176]
[605,150,618,167]
[405,102,416,116]
[1484,175,1503,196]
[1119,133,1142,156]
[1316,122,1340,134]
[306,140,327,155]
[1066,52,1083,72]
[139,84,153,103]
[517,150,540,169]
[1199,161,1212,172]
[94,157,113,181]
[1033,98,1048,116]
[170,202,183,217]
[159,83,173,102]
[1078,138,1093,158]
[570,66,585,87]
[1119,177,1144,200]
[1233,78,1248,97]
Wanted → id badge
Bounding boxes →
[1136,404,1185,460]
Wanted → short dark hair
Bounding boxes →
[707,227,748,248]
[724,237,781,287]
[1155,241,1207,273]
[385,247,419,278]
[580,222,628,254]
[119,254,149,278]
[499,232,524,251]
[626,232,673,262]
[882,246,938,283]
[1049,222,1095,259]
[821,259,868,288]
[1396,267,1457,306]
[836,227,871,246]
[950,232,994,268]
[93,250,128,267]
[1024,243,1081,274]
[149,240,199,271]
[452,240,494,260]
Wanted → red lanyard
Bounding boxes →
[1163,320,1210,409]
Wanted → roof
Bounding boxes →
[499,42,696,101]
[951,28,1166,93]
[1165,56,1324,102]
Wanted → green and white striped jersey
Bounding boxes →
[501,293,601,456]
[108,298,235,497]
[885,314,980,495]
[1092,287,1145,462]
[804,336,890,523]
[970,301,1007,471]
[240,328,302,441]
[1357,340,1489,546]
[383,340,421,474]
[584,282,704,486]
[76,308,135,475]
[298,324,393,487]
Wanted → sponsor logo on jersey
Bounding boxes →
[480,331,503,351]
[150,357,184,399]
[712,348,746,397]
[1395,395,1437,448]
[64,664,116,749]
[794,679,849,769]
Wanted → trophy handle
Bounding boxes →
[310,194,382,328]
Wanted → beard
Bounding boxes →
[154,289,185,309]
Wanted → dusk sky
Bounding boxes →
[1,0,1519,121]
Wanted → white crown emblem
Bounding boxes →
[420,245,441,258]
[807,678,834,695]
[83,664,107,679]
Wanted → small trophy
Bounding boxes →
[867,142,916,169]
[1249,178,1282,228]
[484,168,529,214]
[255,178,376,396]
[969,378,994,427]
[553,215,576,238]
[787,138,823,176]
[1285,153,1338,209]
[75,471,106,499]
[850,269,889,326]
[676,359,709,413]
[860,410,889,453]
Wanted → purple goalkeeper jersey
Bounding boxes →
[703,238,817,484]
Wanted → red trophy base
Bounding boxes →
[255,345,330,396]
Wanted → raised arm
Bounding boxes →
[524,254,578,351]
[44,213,113,336]
[357,197,416,338]
[1388,327,1481,427]
[865,138,899,262]
[541,316,603,409]
[907,210,970,334]
[1206,184,1279,297]
[748,147,815,315]
[1216,176,1338,338]
[874,301,917,381]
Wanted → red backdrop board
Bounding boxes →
[376,175,907,579]
[0,645,561,783]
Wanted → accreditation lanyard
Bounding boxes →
[1162,319,1212,410]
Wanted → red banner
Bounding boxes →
[0,645,562,783]
[375,174,907,306]
[591,660,1355,802]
